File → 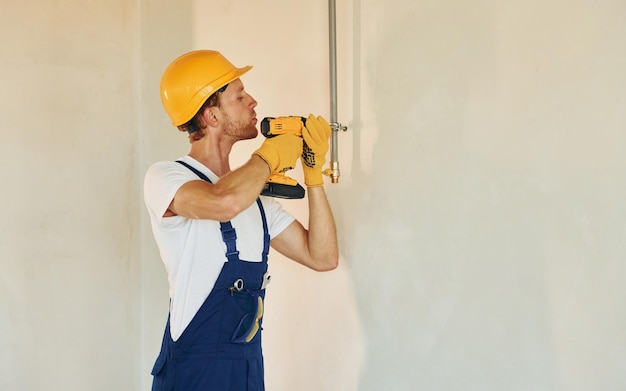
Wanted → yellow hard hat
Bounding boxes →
[160,50,252,126]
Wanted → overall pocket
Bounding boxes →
[220,287,265,344]
[150,353,168,391]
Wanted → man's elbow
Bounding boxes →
[213,189,254,221]
[206,195,241,221]
[313,254,339,272]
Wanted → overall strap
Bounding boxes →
[175,160,269,264]
[257,197,270,264]
[175,159,212,182]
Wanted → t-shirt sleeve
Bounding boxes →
[262,197,296,239]
[144,161,197,225]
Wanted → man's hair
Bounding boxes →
[177,91,222,141]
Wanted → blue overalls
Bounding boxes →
[151,161,270,391]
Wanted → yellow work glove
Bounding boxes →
[301,114,331,187]
[253,134,303,174]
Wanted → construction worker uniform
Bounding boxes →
[148,160,283,391]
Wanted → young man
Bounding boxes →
[144,50,338,390]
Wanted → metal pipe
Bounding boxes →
[329,0,338,124]
[327,0,346,183]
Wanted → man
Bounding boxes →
[144,50,338,390]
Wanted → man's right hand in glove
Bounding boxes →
[253,134,303,174]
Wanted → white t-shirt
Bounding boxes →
[144,155,295,341]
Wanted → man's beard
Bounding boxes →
[222,113,258,141]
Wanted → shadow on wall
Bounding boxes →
[140,0,195,389]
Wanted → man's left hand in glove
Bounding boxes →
[301,114,331,187]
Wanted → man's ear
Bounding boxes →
[202,107,219,128]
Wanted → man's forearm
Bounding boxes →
[172,155,270,221]
[306,186,339,268]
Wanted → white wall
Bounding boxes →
[346,0,626,390]
[1,0,625,390]
[0,0,141,390]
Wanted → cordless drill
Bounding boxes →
[259,116,307,199]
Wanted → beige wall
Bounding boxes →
[347,1,626,390]
[0,0,141,390]
[1,0,625,390]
